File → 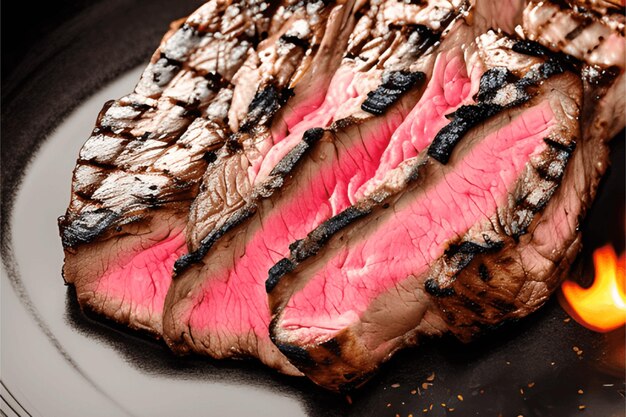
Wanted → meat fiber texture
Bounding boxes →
[58,0,341,337]
[59,0,625,390]
[163,0,469,375]
[267,4,626,390]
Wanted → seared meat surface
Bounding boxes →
[59,0,625,389]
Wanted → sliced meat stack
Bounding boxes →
[59,0,625,390]
[59,0,341,337]
[163,0,468,375]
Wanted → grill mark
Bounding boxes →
[565,17,594,40]
[361,71,425,115]
[428,56,571,165]
[174,204,256,274]
[59,208,120,248]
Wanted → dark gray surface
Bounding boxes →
[1,1,625,416]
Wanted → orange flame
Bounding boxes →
[561,245,626,333]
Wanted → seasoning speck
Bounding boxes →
[391,383,401,388]
[528,383,535,388]
[578,405,586,410]
[578,389,584,395]
[457,394,464,401]
[411,389,417,395]
[345,395,352,405]
[564,317,571,323]
[426,372,436,382]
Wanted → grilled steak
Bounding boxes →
[162,0,468,373]
[266,2,624,390]
[58,0,624,390]
[58,0,336,337]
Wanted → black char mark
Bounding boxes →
[428,57,571,165]
[240,85,290,132]
[474,67,518,102]
[59,209,119,248]
[427,102,503,164]
[292,205,372,261]
[173,206,256,274]
[266,205,372,293]
[269,128,325,178]
[361,71,425,115]
[266,258,296,292]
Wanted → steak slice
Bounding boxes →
[267,35,586,390]
[184,0,365,252]
[58,0,324,337]
[163,0,467,373]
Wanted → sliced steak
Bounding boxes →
[267,34,586,390]
[58,0,322,337]
[184,0,364,251]
[163,0,467,374]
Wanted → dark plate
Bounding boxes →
[1,1,625,416]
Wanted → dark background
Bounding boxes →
[2,1,101,84]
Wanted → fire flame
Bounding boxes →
[561,244,626,333]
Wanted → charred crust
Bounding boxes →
[512,40,552,58]
[59,208,120,248]
[174,205,256,274]
[275,343,315,367]
[266,258,296,293]
[475,67,518,102]
[428,102,503,164]
[302,127,325,144]
[361,71,425,115]
[291,206,372,262]
[268,128,324,178]
[429,56,574,165]
[424,278,455,297]
[240,85,284,132]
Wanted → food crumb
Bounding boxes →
[345,395,352,405]
[578,389,584,395]
[603,384,614,387]
[528,383,535,388]
[506,361,511,365]
[423,408,428,413]
[426,372,436,382]
[422,383,430,390]
[387,403,391,408]
[408,414,413,417]
[391,383,401,388]
[411,389,417,395]
[449,408,455,412]
[564,317,571,323]
[395,414,400,417]
[520,388,525,395]
[578,405,586,410]
[479,389,485,395]
[551,361,556,366]
[441,403,446,408]
[429,404,433,410]
[457,394,464,401]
